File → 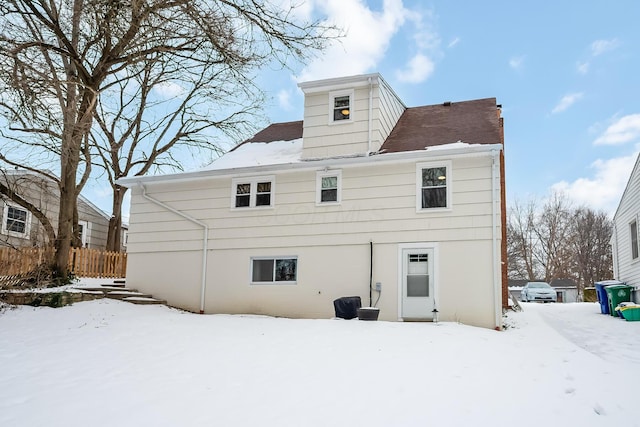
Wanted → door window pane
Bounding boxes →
[407,275,429,297]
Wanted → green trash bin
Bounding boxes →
[605,284,634,317]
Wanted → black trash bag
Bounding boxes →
[333,296,362,319]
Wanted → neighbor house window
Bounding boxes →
[78,220,90,247]
[416,161,452,211]
[329,90,354,123]
[2,203,31,238]
[316,170,342,204]
[231,176,275,209]
[251,257,297,284]
[631,220,639,260]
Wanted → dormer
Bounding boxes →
[298,73,406,159]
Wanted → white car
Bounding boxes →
[521,281,557,303]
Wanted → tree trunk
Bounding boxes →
[106,185,127,252]
[55,160,78,279]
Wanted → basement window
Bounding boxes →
[251,257,297,284]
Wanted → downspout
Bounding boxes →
[139,184,209,314]
[367,77,373,155]
[369,240,373,307]
[491,151,501,330]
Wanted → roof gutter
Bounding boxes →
[117,144,504,188]
[139,184,209,314]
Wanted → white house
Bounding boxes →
[118,73,507,329]
[611,153,640,302]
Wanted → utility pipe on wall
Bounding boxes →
[367,76,373,155]
[140,184,209,314]
[491,151,501,330]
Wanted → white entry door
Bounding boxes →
[401,248,435,319]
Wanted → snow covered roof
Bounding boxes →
[202,139,303,171]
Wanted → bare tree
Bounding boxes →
[507,199,538,279]
[533,192,573,281]
[507,192,613,292]
[0,0,338,276]
[570,208,613,296]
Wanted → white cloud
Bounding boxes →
[590,38,619,56]
[594,114,640,146]
[551,151,638,214]
[551,92,583,114]
[277,89,293,111]
[447,37,460,48]
[509,55,524,70]
[296,0,409,81]
[576,61,589,74]
[153,82,185,98]
[396,53,435,83]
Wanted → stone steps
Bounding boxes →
[76,281,166,306]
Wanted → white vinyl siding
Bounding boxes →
[126,156,495,254]
[612,154,640,289]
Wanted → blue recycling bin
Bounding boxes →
[594,280,624,314]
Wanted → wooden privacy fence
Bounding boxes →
[0,247,127,279]
[68,248,127,278]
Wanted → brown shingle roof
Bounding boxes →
[245,120,303,143]
[380,98,502,153]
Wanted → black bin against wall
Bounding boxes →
[333,296,362,319]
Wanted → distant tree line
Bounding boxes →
[507,192,613,297]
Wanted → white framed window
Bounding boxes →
[416,161,452,212]
[316,170,342,205]
[251,257,297,284]
[1,203,31,238]
[231,176,275,209]
[630,219,639,260]
[78,220,90,247]
[329,89,354,124]
[122,230,128,247]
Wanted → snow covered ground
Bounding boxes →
[1,280,639,426]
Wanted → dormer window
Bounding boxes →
[329,90,354,124]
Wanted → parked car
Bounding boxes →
[521,282,557,303]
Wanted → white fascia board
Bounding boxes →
[298,73,381,94]
[116,143,503,188]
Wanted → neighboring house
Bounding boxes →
[0,170,114,250]
[611,153,640,303]
[508,279,579,303]
[118,73,507,329]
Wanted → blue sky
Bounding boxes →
[256,0,640,215]
[89,0,640,218]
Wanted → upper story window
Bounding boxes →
[630,220,638,260]
[316,170,342,205]
[329,90,354,124]
[416,161,452,211]
[232,176,275,209]
[2,203,31,238]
